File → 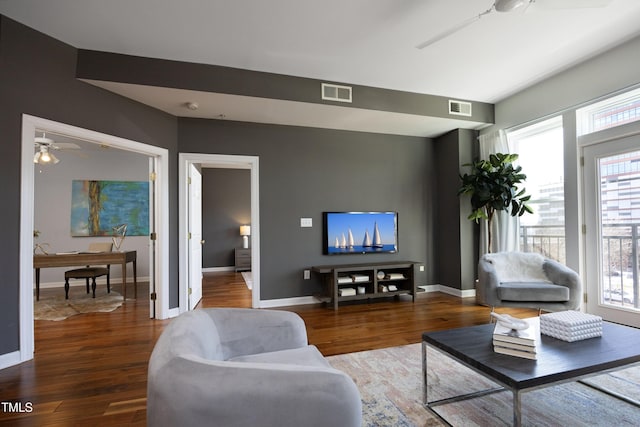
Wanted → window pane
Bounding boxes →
[507,117,565,263]
[577,86,640,136]
[598,151,640,310]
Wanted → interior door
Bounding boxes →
[188,164,203,310]
[583,134,640,327]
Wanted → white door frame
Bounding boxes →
[17,115,171,366]
[178,153,260,311]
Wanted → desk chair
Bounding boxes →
[64,242,113,299]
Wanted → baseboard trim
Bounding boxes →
[203,267,235,273]
[438,284,476,298]
[417,284,440,293]
[418,284,476,298]
[259,296,322,308]
[257,285,475,309]
[0,350,22,370]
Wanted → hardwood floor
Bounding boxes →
[0,272,537,426]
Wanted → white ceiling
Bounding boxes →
[3,0,640,137]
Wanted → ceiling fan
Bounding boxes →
[34,133,61,165]
[34,132,90,164]
[416,0,614,49]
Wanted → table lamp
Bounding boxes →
[240,225,251,249]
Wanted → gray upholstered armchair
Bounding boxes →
[147,308,362,427]
[477,252,582,312]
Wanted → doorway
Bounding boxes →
[583,123,640,327]
[179,153,260,311]
[19,115,170,364]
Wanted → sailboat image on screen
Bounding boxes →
[336,229,355,249]
[323,212,398,255]
[362,222,384,248]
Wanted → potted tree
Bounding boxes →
[458,153,532,253]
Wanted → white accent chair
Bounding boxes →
[477,252,582,312]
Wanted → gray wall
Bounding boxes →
[202,169,251,268]
[434,129,478,291]
[34,147,151,284]
[489,34,640,133]
[0,16,179,356]
[178,118,435,300]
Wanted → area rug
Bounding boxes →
[241,271,253,290]
[34,288,124,321]
[326,343,640,426]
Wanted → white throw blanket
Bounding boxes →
[484,252,551,283]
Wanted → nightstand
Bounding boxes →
[235,248,251,272]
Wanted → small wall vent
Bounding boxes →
[448,100,472,117]
[322,83,352,103]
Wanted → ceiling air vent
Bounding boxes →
[322,83,352,103]
[448,100,472,117]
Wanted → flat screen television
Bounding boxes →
[323,211,398,255]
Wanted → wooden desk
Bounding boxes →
[34,251,137,301]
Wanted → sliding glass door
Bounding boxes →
[583,134,640,327]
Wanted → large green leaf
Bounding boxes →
[458,152,533,224]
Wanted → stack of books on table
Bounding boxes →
[540,311,602,342]
[492,318,539,360]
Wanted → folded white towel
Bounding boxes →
[339,288,356,297]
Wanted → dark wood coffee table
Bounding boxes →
[422,320,640,426]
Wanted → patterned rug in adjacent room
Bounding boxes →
[34,288,124,321]
[326,343,640,426]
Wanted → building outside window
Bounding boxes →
[578,86,640,136]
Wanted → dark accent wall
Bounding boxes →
[434,129,478,291]
[0,16,179,355]
[178,118,435,300]
[202,169,251,268]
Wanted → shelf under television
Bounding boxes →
[311,261,417,310]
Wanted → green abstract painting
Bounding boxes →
[70,180,149,236]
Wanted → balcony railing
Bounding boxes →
[520,225,566,264]
[520,223,639,309]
